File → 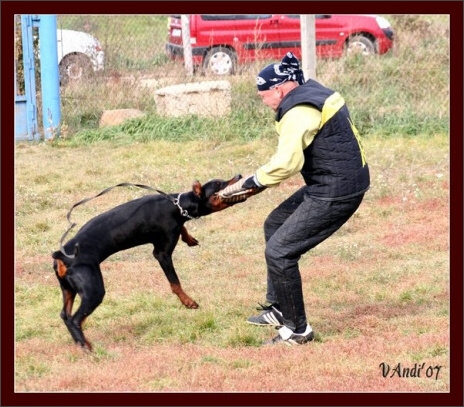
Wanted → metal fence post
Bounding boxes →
[39,14,61,139]
[20,15,40,140]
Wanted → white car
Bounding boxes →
[57,29,104,84]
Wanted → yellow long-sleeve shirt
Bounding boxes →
[256,105,322,187]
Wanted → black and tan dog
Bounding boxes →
[52,175,244,350]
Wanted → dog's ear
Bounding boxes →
[192,181,202,197]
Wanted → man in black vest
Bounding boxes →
[220,52,370,345]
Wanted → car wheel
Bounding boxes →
[59,53,93,85]
[203,47,237,75]
[346,35,376,56]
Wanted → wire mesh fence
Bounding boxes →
[15,14,449,137]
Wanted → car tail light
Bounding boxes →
[375,16,391,29]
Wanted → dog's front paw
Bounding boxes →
[184,235,199,247]
[180,227,200,247]
[171,283,200,309]
[184,298,199,309]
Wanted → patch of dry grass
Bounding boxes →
[14,134,450,393]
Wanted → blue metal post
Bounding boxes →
[20,15,40,140]
[39,15,61,140]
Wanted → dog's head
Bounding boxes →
[189,174,244,216]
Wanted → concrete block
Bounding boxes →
[154,80,231,117]
[99,109,145,127]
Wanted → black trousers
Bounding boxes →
[263,186,365,331]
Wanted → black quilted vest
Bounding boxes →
[276,80,370,199]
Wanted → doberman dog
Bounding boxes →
[52,174,243,351]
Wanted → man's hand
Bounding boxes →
[217,175,266,202]
[242,176,261,189]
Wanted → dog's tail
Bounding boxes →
[52,242,79,262]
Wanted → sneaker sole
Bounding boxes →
[246,320,283,327]
[263,332,315,345]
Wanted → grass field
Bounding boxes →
[14,132,450,393]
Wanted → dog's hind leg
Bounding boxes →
[56,277,87,348]
[61,265,106,351]
[54,259,77,321]
[54,259,81,345]
[59,284,77,326]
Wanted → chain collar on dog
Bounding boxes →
[59,183,195,259]
[174,193,196,220]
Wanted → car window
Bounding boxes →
[285,15,332,19]
[200,15,272,21]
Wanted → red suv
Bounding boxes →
[166,14,394,75]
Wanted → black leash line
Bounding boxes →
[59,182,173,259]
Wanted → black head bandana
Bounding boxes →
[256,52,305,91]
